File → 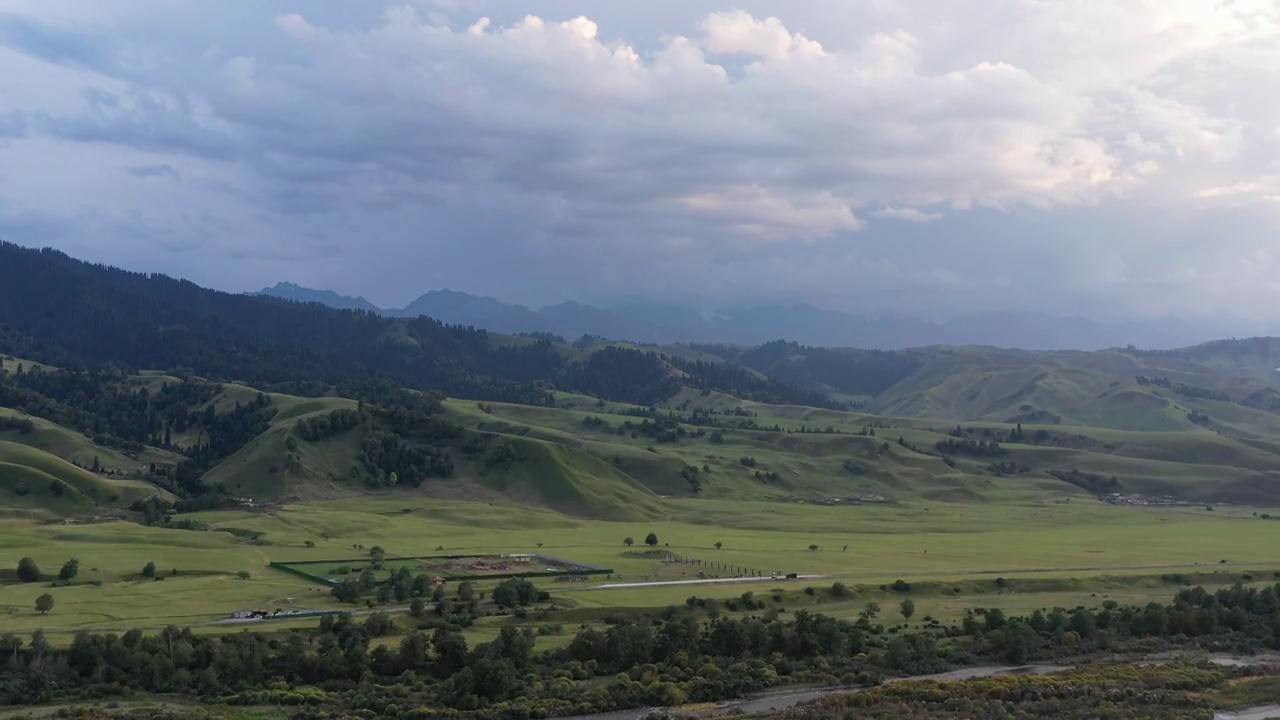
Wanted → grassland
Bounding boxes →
[6,347,1280,652]
[0,408,184,478]
[438,387,1280,506]
[0,441,166,519]
[3,494,1278,648]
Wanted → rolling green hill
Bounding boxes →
[0,441,164,517]
[9,337,1280,519]
[200,395,363,500]
[0,407,184,474]
[0,461,96,516]
[185,336,1280,512]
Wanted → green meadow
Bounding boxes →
[3,494,1276,645]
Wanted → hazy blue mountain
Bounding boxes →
[254,282,381,313]
[703,305,933,348]
[932,313,1206,351]
[395,289,548,334]
[539,301,684,343]
[248,283,1227,351]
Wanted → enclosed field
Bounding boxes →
[272,552,612,586]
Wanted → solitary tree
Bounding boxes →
[808,544,820,552]
[900,598,916,621]
[458,580,476,602]
[714,541,723,550]
[645,532,659,547]
[16,557,40,583]
[141,561,157,579]
[623,537,634,547]
[58,558,79,583]
[492,578,539,608]
[861,602,881,620]
[35,593,54,615]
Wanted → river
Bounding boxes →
[557,664,1069,720]
[1215,707,1280,720]
[560,655,1280,720]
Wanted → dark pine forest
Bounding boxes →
[0,242,844,410]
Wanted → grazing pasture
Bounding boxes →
[3,495,1276,646]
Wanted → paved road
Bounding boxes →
[579,575,826,591]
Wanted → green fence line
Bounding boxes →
[274,552,603,567]
[269,562,333,585]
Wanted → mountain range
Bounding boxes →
[255,283,1234,351]
[8,240,1280,512]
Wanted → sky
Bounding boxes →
[0,1,1277,323]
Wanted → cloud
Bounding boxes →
[127,163,178,179]
[0,12,118,73]
[0,1,1276,322]
[676,186,862,241]
[871,207,943,223]
[1193,179,1279,199]
[0,112,26,138]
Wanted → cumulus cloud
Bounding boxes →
[0,1,1276,321]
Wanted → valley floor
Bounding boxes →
[2,494,1277,647]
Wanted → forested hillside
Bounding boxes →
[7,242,1278,422]
[0,243,832,409]
[693,341,927,401]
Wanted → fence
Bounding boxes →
[270,553,614,587]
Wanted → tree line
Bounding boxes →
[5,579,1279,717]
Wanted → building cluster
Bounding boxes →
[1105,493,1187,507]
